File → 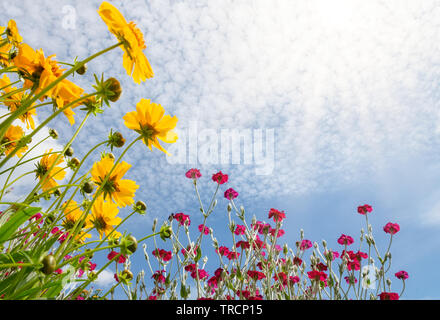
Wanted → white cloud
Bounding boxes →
[0,0,439,222]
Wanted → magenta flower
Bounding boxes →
[357,204,373,215]
[378,292,399,300]
[234,225,246,235]
[383,222,400,235]
[299,239,312,250]
[268,208,286,222]
[337,234,354,246]
[152,249,172,262]
[174,213,191,226]
[212,171,228,184]
[107,251,126,264]
[185,168,201,179]
[216,246,230,256]
[198,224,210,235]
[395,270,409,280]
[224,188,238,200]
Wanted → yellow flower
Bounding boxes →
[13,43,84,124]
[61,200,92,241]
[0,42,13,67]
[91,155,138,207]
[1,125,27,157]
[123,99,178,155]
[5,20,23,45]
[35,149,66,192]
[98,1,154,84]
[0,74,37,129]
[86,197,121,239]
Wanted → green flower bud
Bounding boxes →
[41,254,56,275]
[105,77,122,102]
[49,128,58,139]
[64,146,74,157]
[76,63,87,75]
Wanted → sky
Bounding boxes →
[0,0,439,299]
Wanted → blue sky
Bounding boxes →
[1,0,439,299]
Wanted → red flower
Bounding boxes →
[227,251,240,260]
[293,257,303,266]
[268,208,286,222]
[247,270,266,281]
[152,249,172,262]
[107,251,126,264]
[234,225,246,235]
[270,228,285,238]
[152,270,166,283]
[337,234,354,246]
[191,269,209,280]
[185,168,201,179]
[300,239,312,250]
[185,264,196,272]
[378,292,399,300]
[307,270,328,286]
[224,188,238,200]
[216,246,230,256]
[198,224,210,235]
[148,295,157,300]
[344,276,357,284]
[212,171,228,184]
[395,270,409,280]
[383,222,400,235]
[357,204,373,215]
[316,262,328,272]
[236,241,250,250]
[174,213,191,226]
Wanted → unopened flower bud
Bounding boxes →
[322,240,327,248]
[134,200,147,214]
[70,157,80,168]
[76,63,87,75]
[81,181,94,194]
[49,128,58,139]
[64,146,74,157]
[122,269,133,281]
[104,77,122,102]
[108,131,125,150]
[40,254,56,275]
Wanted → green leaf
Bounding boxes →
[0,207,41,244]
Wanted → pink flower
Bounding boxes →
[198,224,210,235]
[395,270,409,280]
[216,246,230,256]
[307,270,328,286]
[152,270,166,283]
[148,295,157,300]
[174,213,191,226]
[191,269,209,280]
[29,213,43,223]
[300,239,313,250]
[227,251,240,260]
[212,171,228,184]
[185,168,201,179]
[270,228,285,238]
[337,234,354,246]
[152,249,172,262]
[378,292,399,300]
[224,188,238,200]
[236,241,250,250]
[383,222,400,235]
[268,208,286,222]
[234,225,246,235]
[247,270,266,281]
[54,268,63,275]
[107,251,126,264]
[290,276,300,285]
[357,204,373,215]
[114,273,119,282]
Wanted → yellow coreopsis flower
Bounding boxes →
[0,74,36,129]
[86,197,122,239]
[123,98,178,155]
[91,155,139,207]
[5,20,23,45]
[0,42,13,67]
[35,149,66,192]
[13,43,84,124]
[61,200,92,241]
[98,1,154,84]
[1,124,27,157]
